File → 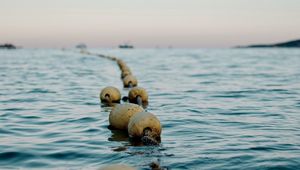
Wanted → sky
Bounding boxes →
[1,0,300,48]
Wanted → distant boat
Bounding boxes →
[0,43,17,49]
[119,44,134,49]
[76,43,87,49]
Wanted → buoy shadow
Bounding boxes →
[107,127,161,148]
[100,102,119,108]
[108,129,129,142]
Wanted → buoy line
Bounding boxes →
[79,50,162,146]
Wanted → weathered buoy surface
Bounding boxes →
[128,112,161,139]
[100,86,121,103]
[117,60,128,70]
[109,103,144,130]
[128,87,148,104]
[117,59,125,67]
[99,164,136,170]
[123,75,138,87]
[121,66,131,73]
[121,70,131,79]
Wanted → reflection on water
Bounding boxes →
[0,48,300,169]
[108,130,129,142]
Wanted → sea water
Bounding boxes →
[0,48,300,169]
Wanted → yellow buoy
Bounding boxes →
[128,112,161,139]
[99,164,136,170]
[128,87,148,105]
[117,60,131,72]
[116,59,124,65]
[120,64,128,70]
[109,103,144,130]
[121,70,132,79]
[121,66,131,73]
[100,86,121,103]
[117,60,126,69]
[123,75,138,88]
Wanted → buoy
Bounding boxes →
[100,86,121,103]
[149,162,163,170]
[99,164,136,170]
[121,66,131,73]
[109,103,144,130]
[121,70,131,79]
[117,60,126,69]
[120,64,128,70]
[116,59,132,73]
[123,75,138,87]
[116,59,124,64]
[128,87,148,105]
[128,112,161,145]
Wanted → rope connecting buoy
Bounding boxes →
[109,103,144,130]
[128,112,162,145]
[128,87,148,105]
[116,59,125,67]
[105,55,117,61]
[100,86,121,103]
[123,75,138,88]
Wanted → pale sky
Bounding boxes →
[1,0,300,48]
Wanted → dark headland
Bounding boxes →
[0,43,19,49]
[236,39,300,48]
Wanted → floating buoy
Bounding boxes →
[120,64,128,70]
[99,164,136,170]
[121,70,131,79]
[117,60,130,72]
[117,60,126,69]
[103,55,115,60]
[123,75,138,87]
[128,87,148,105]
[116,59,124,65]
[100,86,121,103]
[109,103,144,130]
[121,66,131,73]
[128,112,161,145]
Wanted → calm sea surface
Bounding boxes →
[1,48,300,169]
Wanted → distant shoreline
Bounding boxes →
[0,43,20,49]
[236,39,300,48]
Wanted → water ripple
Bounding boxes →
[0,49,300,169]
